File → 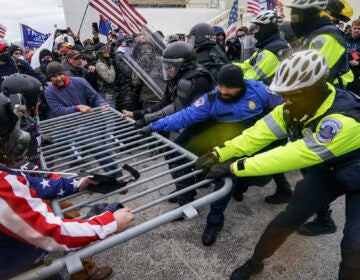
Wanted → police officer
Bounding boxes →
[122,41,215,126]
[123,41,215,206]
[141,64,291,244]
[233,10,291,85]
[286,0,354,236]
[196,50,360,280]
[187,23,229,79]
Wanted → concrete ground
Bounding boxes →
[62,169,344,280]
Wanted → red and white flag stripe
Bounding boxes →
[89,0,147,35]
[0,23,7,39]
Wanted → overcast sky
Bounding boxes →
[1,0,66,43]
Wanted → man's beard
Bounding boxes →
[218,91,243,103]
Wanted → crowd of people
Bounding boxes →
[0,0,360,279]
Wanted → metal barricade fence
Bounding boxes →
[12,107,232,279]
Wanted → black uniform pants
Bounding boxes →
[251,166,360,280]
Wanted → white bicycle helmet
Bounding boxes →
[286,0,328,11]
[251,10,283,26]
[269,50,329,93]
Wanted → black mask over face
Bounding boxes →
[254,24,278,47]
[290,8,319,38]
[0,53,10,62]
[41,59,51,72]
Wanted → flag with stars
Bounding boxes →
[226,0,239,39]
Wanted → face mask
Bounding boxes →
[41,59,51,72]
[138,51,155,72]
[0,53,10,62]
[290,22,307,38]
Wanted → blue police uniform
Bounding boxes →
[150,79,285,221]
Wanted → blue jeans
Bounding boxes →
[206,175,272,226]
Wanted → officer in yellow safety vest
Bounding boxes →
[233,10,292,85]
[285,0,354,237]
[196,50,360,280]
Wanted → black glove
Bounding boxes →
[41,134,54,146]
[84,202,124,218]
[134,118,146,129]
[133,109,145,120]
[205,158,235,179]
[138,125,152,136]
[195,151,219,173]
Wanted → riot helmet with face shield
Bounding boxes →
[187,23,216,48]
[0,94,30,166]
[1,74,43,116]
[162,41,197,80]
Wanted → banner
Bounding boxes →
[226,0,239,39]
[21,24,50,49]
[30,32,55,69]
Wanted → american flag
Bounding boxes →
[89,0,147,35]
[0,23,7,39]
[225,0,239,39]
[247,0,261,15]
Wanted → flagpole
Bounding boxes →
[18,23,24,48]
[245,0,249,27]
[77,0,91,35]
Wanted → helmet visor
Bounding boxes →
[186,35,195,48]
[162,58,183,80]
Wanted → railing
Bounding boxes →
[11,107,233,279]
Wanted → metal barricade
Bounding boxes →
[12,107,232,280]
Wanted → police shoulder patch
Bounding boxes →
[316,118,342,143]
[311,36,326,50]
[194,97,205,107]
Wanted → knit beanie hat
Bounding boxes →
[46,62,65,78]
[9,45,22,56]
[39,49,53,61]
[217,64,245,88]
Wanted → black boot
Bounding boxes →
[230,258,264,280]
[265,173,293,204]
[202,222,224,246]
[264,188,293,204]
[297,209,337,236]
[232,185,248,201]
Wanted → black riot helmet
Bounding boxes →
[0,94,30,166]
[187,23,216,47]
[1,74,43,115]
[162,41,197,80]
